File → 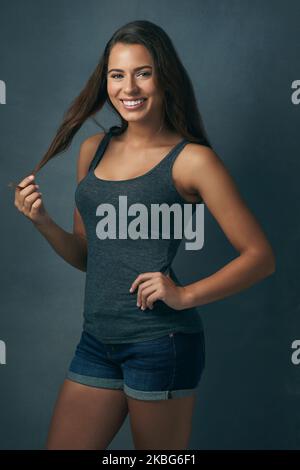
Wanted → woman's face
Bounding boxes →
[106,42,164,124]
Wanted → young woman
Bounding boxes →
[13,20,275,450]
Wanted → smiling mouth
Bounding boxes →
[120,98,147,109]
[120,98,147,102]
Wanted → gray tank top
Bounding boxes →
[75,127,205,343]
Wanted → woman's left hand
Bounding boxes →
[129,271,188,311]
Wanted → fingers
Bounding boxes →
[130,272,167,310]
[15,184,40,211]
[15,174,35,191]
[137,277,165,310]
[136,281,157,309]
[14,174,42,219]
[139,285,158,310]
[144,291,160,310]
[14,174,35,204]
[139,286,163,310]
[130,271,163,293]
[22,189,42,210]
[23,192,42,217]
[19,183,39,199]
[30,196,43,215]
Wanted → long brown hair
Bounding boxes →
[8,19,212,188]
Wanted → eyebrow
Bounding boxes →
[107,65,152,74]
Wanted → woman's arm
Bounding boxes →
[28,133,105,272]
[33,215,88,272]
[178,144,276,309]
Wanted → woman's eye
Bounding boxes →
[110,71,151,79]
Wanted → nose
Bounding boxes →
[123,74,139,95]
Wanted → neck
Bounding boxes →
[119,122,176,147]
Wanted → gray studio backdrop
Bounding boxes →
[0,0,299,449]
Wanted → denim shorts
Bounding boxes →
[66,329,206,401]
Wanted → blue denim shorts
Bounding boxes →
[66,329,206,401]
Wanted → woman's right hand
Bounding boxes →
[14,174,49,226]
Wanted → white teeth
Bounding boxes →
[123,99,145,106]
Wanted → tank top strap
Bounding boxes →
[164,137,190,167]
[159,138,191,202]
[88,129,113,172]
[166,135,211,167]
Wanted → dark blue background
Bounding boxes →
[0,0,299,449]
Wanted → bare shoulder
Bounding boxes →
[183,142,222,168]
[76,132,106,181]
[79,132,106,162]
[174,142,224,194]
